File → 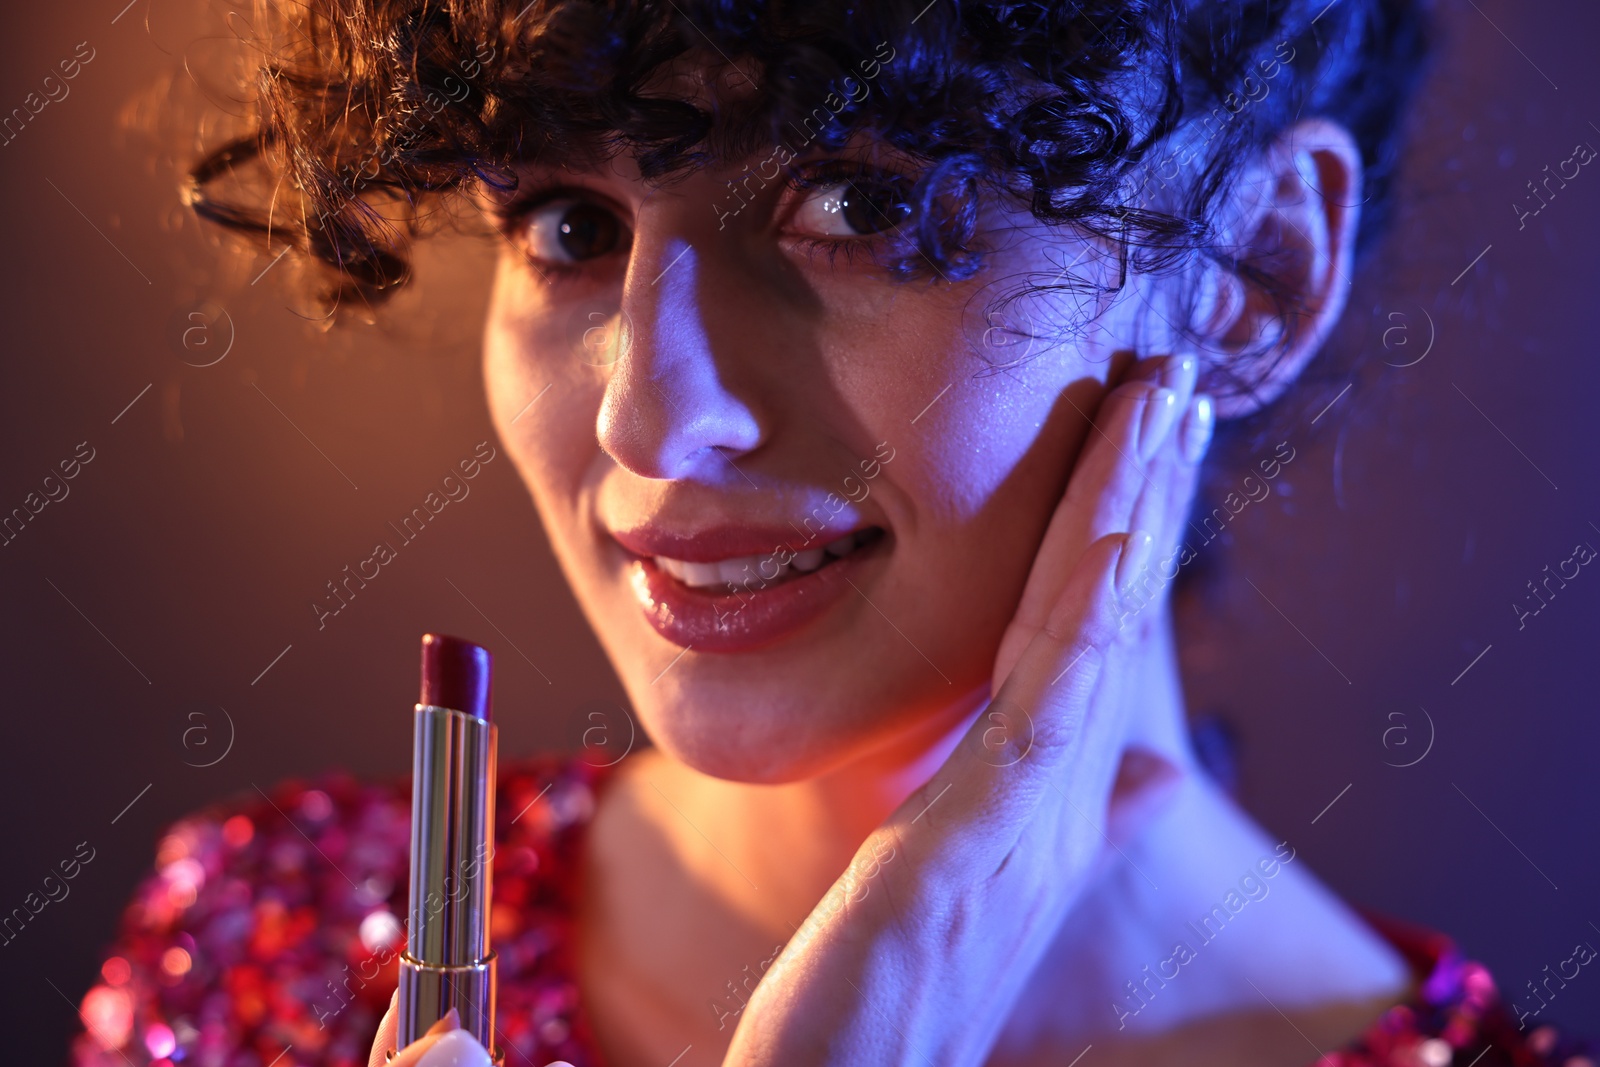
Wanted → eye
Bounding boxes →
[789,177,913,238]
[514,196,628,266]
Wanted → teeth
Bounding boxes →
[792,548,826,572]
[681,561,723,587]
[716,558,753,587]
[824,533,857,557]
[651,531,871,590]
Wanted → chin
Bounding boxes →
[620,664,901,784]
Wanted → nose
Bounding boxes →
[596,235,764,481]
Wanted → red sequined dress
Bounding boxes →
[68,755,1594,1067]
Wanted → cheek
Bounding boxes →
[889,359,1091,645]
[823,253,1122,528]
[476,275,614,559]
[483,264,606,511]
[860,310,1102,540]
[911,374,1064,518]
[813,284,1056,517]
[806,287,1111,698]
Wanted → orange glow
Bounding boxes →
[155,833,189,867]
[79,985,133,1051]
[160,947,192,977]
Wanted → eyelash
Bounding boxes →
[496,162,915,283]
[784,234,890,271]
[782,159,912,196]
[492,186,621,285]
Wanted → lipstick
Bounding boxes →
[612,526,889,653]
[395,633,501,1062]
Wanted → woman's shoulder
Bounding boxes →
[69,751,617,1067]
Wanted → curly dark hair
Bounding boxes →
[188,0,1430,386]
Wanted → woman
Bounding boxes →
[68,1,1592,1065]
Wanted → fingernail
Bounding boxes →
[425,1009,461,1037]
[415,1029,493,1067]
[1179,395,1215,464]
[1115,530,1154,594]
[1161,354,1198,400]
[1139,387,1178,462]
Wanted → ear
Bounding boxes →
[1192,118,1363,418]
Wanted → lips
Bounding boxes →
[608,523,887,653]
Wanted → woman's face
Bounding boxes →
[480,142,1172,783]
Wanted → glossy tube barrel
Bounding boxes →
[396,701,500,1062]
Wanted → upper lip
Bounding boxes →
[609,521,877,563]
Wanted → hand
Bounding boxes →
[367,1000,502,1067]
[721,354,1214,1066]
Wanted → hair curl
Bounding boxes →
[188,0,1431,386]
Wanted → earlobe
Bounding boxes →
[1194,119,1363,418]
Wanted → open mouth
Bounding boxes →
[649,526,887,594]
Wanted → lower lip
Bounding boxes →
[620,540,883,654]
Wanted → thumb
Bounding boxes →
[368,991,399,1067]
[374,1003,493,1067]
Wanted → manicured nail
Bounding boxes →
[1158,355,1196,396]
[1177,391,1209,460]
[1179,395,1215,464]
[425,1009,461,1037]
[1139,387,1179,462]
[1162,354,1198,400]
[415,1029,493,1067]
[1115,531,1155,594]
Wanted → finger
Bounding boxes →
[379,1008,494,1067]
[995,354,1198,685]
[1022,391,1213,878]
[369,991,399,1067]
[1116,391,1214,637]
[1054,354,1198,587]
[1007,355,1196,629]
[891,532,1132,864]
[403,1030,494,1067]
[992,378,1147,684]
[1132,390,1214,565]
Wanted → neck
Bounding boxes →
[652,608,1195,930]
[602,610,1411,1064]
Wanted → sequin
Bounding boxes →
[68,755,1592,1067]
